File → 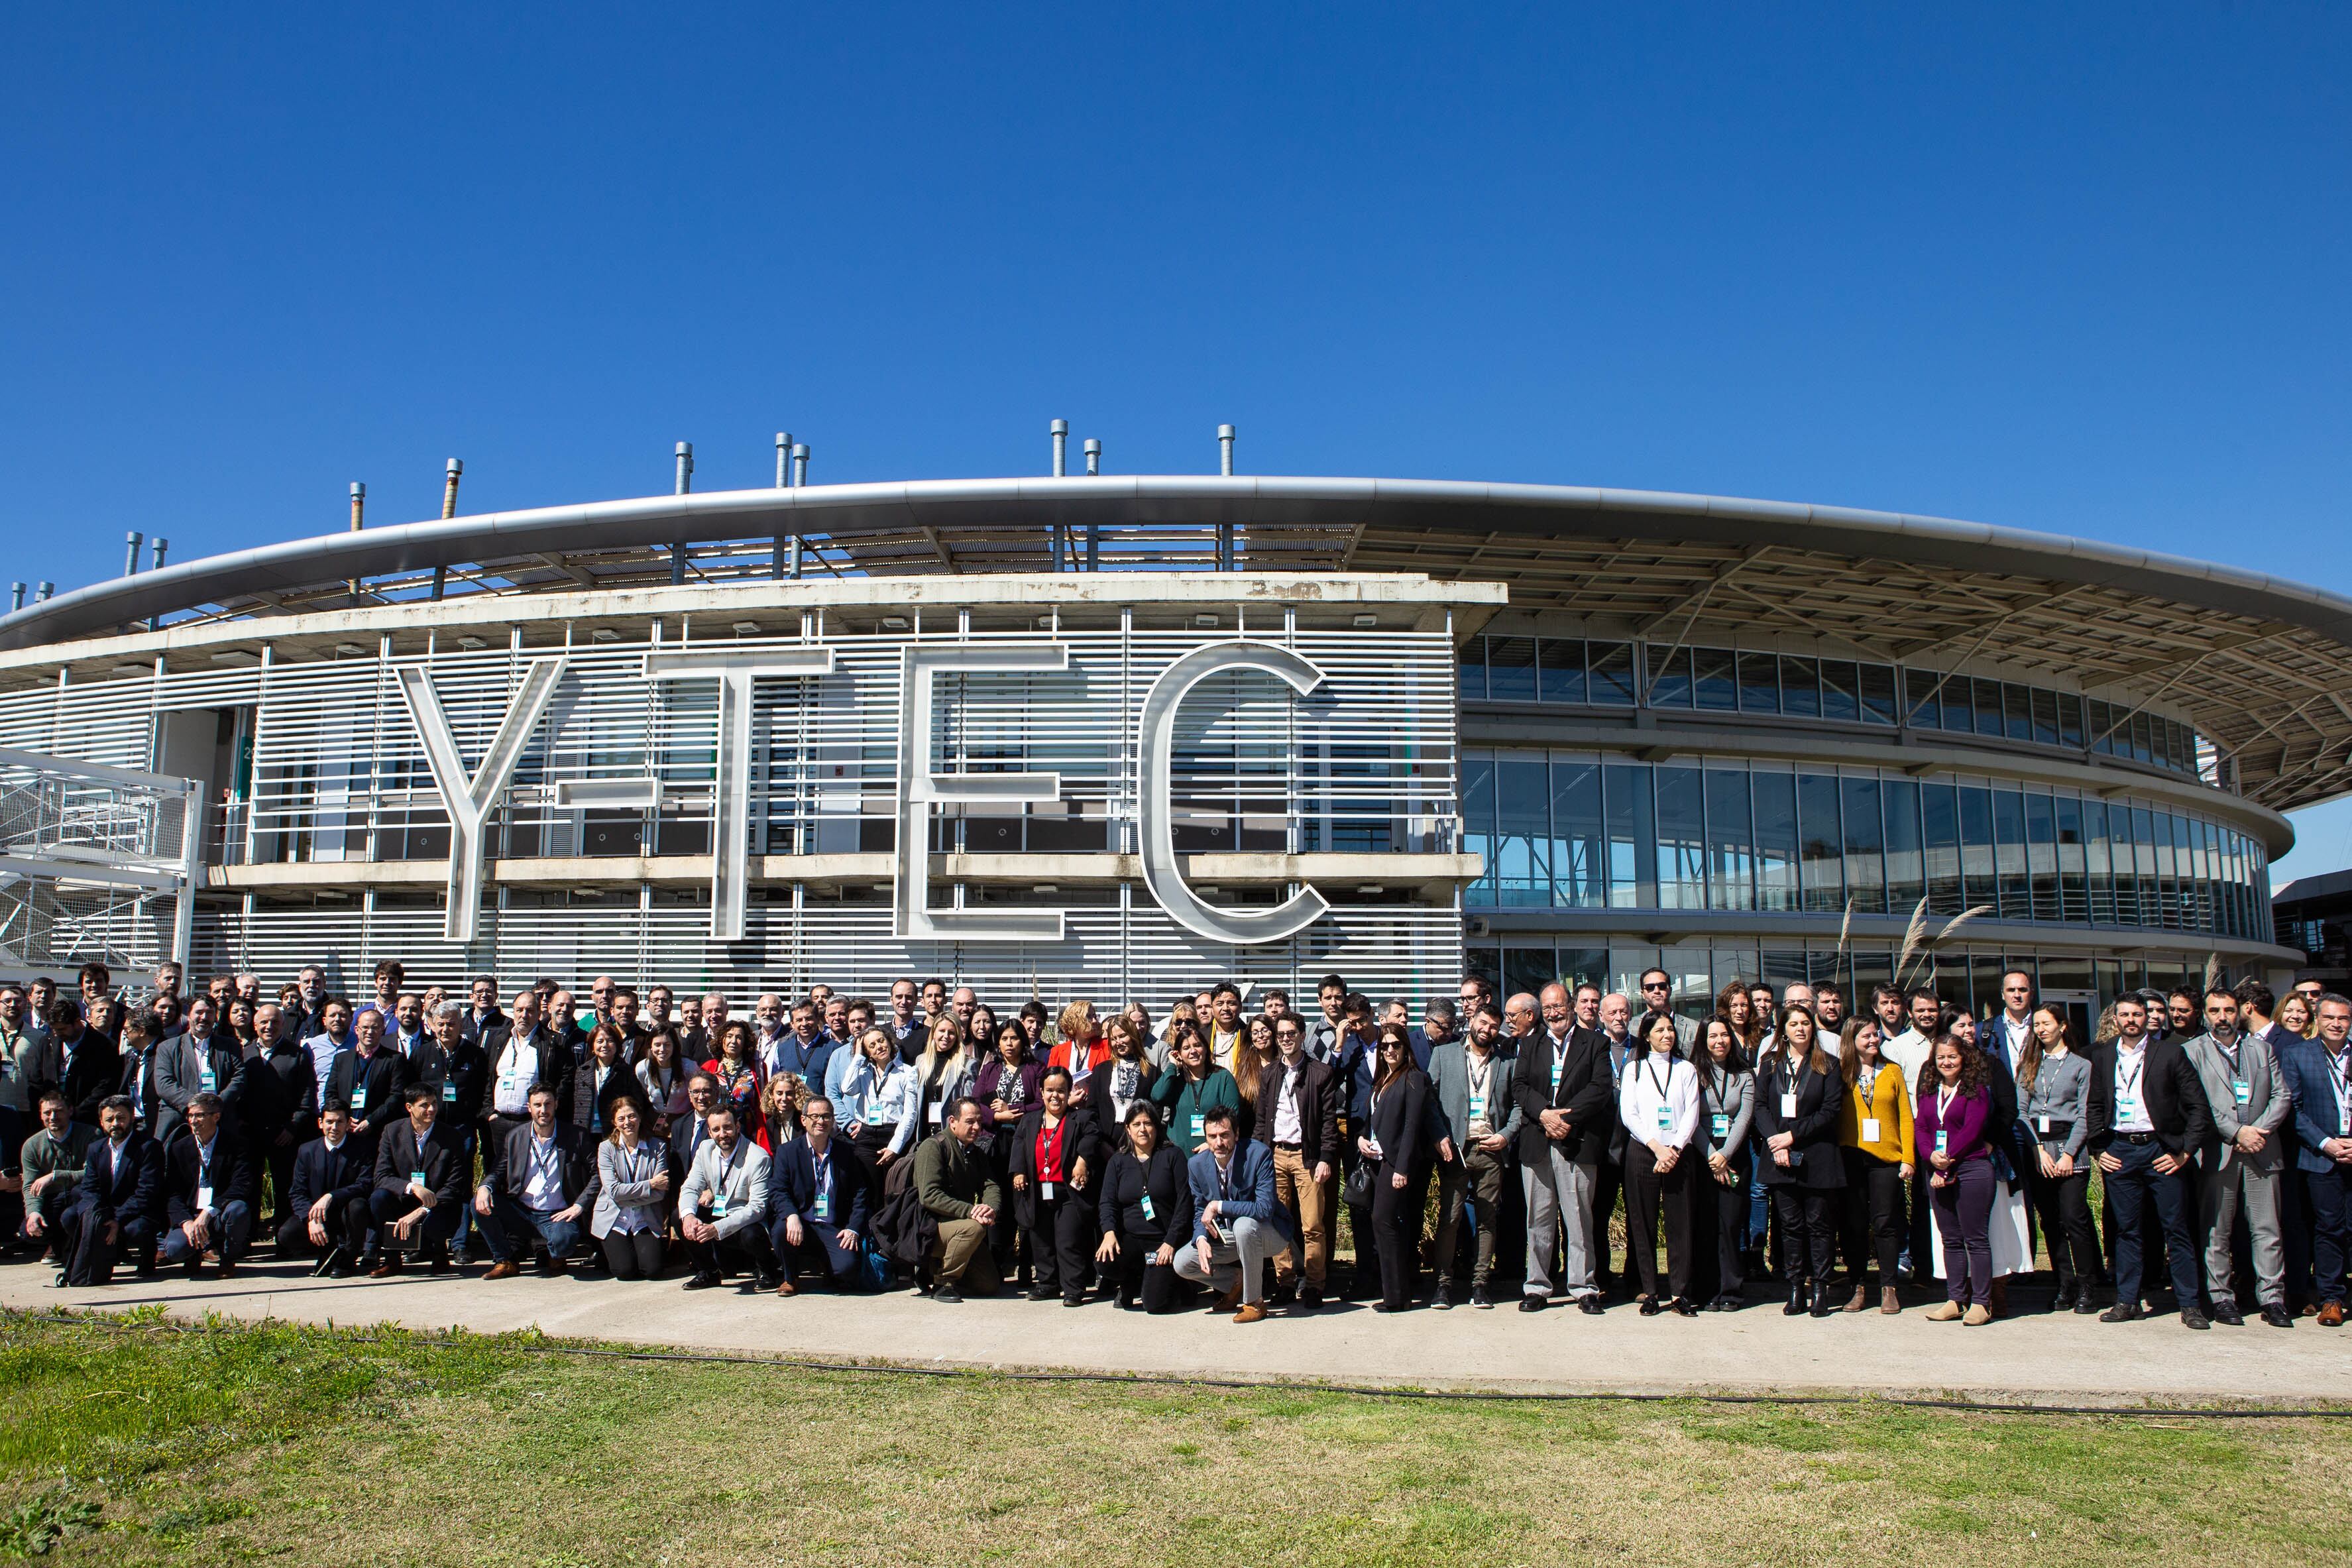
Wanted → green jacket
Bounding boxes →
[19,1123,95,1215]
[913,1130,1002,1220]
[1152,1068,1242,1153]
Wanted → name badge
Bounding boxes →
[409,1168,427,1187]
[2233,1080,2251,1106]
[1041,1180,1057,1200]
[712,1194,730,1219]
[1140,1192,1157,1221]
[2036,1114,2052,1133]
[1933,1130,1949,1156]
[198,1065,215,1092]
[442,1081,457,1103]
[1190,1114,1205,1139]
[1468,1093,1487,1120]
[1549,1058,1564,1092]
[926,1101,943,1124]
[590,1110,603,1133]
[1779,1092,1798,1118]
[1710,1112,1729,1139]
[1654,1105,1672,1134]
[196,1184,213,1211]
[2118,1095,2141,1123]
[1861,1117,1881,1144]
[813,1191,831,1221]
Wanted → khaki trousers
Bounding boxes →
[1271,1144,1331,1288]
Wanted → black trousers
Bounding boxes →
[601,1230,665,1278]
[1840,1148,1905,1288]
[368,1190,459,1259]
[266,1141,298,1231]
[1623,1142,1695,1301]
[1692,1152,1749,1303]
[687,1223,777,1281]
[1769,1185,1837,1285]
[2027,1153,2099,1292]
[58,1202,156,1286]
[1024,1190,1097,1303]
[1591,1152,1626,1286]
[1370,1160,1426,1309]
[1106,1225,1184,1312]
[272,1196,370,1259]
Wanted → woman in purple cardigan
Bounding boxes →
[1916,1034,1996,1325]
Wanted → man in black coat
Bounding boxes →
[237,1002,317,1232]
[1512,982,1614,1314]
[56,1095,163,1285]
[158,1092,259,1277]
[276,1101,373,1276]
[367,1085,471,1275]
[2090,994,2215,1328]
[1253,1014,1341,1308]
[52,1001,120,1127]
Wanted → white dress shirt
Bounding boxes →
[2112,1038,2156,1133]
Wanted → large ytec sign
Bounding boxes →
[398,641,1336,948]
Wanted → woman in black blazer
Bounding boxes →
[1007,1068,1099,1306]
[1095,1101,1194,1312]
[1358,1025,1432,1313]
[1754,1003,1848,1317]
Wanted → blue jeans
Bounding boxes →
[769,1214,863,1287]
[160,1198,253,1266]
[480,1193,583,1264]
[2107,1137,2197,1308]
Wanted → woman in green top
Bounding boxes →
[1150,1024,1239,1154]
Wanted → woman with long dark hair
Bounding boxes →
[1357,1024,1431,1312]
[1095,1101,1192,1312]
[2017,1003,2098,1312]
[1619,1012,1702,1315]
[1754,1003,1846,1316]
[700,1020,765,1143]
[1693,1018,1754,1310]
[1715,980,1765,1055]
[1918,1034,1996,1324]
[1837,1016,1911,1314]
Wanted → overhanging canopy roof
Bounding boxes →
[7,475,2349,811]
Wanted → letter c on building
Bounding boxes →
[1137,641,1330,945]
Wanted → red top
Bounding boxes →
[1035,1119,1067,1182]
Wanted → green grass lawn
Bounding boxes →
[1,1310,2347,1566]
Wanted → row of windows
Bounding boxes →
[1459,636,2214,782]
[1460,751,2268,942]
[1461,940,2229,1027]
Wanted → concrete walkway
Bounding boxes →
[4,1259,2343,1407]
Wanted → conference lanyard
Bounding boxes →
[2330,1052,2351,1135]
[2117,1054,2145,1109]
[1645,1058,1673,1134]
[1706,1080,1731,1143]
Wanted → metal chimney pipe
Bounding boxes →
[348,483,365,531]
[441,459,463,519]
[7,584,23,612]
[36,583,54,601]
[1050,419,1068,477]
[1084,438,1101,476]
[775,433,793,488]
[674,442,694,496]
[1217,423,1236,476]
[151,537,168,571]
[792,444,809,487]
[123,532,145,576]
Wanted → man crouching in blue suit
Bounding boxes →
[1174,1104,1292,1323]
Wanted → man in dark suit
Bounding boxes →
[236,1003,317,1233]
[52,1002,119,1126]
[2090,994,2215,1328]
[1513,981,1614,1313]
[667,1072,721,1199]
[475,1084,598,1278]
[368,1084,470,1276]
[767,1097,870,1294]
[56,1095,162,1285]
[2279,993,2352,1325]
[276,1101,373,1276]
[151,998,239,1147]
[1253,1013,1340,1309]
[158,1092,258,1278]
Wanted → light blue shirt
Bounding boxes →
[838,1056,921,1155]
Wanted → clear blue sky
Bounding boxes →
[5,6,2349,870]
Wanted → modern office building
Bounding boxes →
[0,446,2337,1021]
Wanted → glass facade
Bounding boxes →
[1461,750,2268,942]
[1460,636,2219,784]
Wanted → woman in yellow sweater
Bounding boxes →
[1838,1016,1913,1314]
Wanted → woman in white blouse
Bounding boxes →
[838,1027,921,1170]
[1618,1012,1703,1316]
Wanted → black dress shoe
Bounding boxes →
[2100,1303,2140,1323]
[1673,1297,1701,1317]
[2180,1308,2211,1330]
[1638,1296,1662,1316]
[1577,1295,1604,1316]
[2074,1293,2101,1315]
[934,1284,964,1304]
[1810,1285,1835,1318]
[2210,1302,2244,1327]
[1298,1284,1323,1311]
[2052,1282,2077,1311]
[2261,1304,2294,1328]
[1519,1294,1547,1312]
[1471,1284,1496,1310]
[1372,1302,1396,1314]
[682,1272,721,1290]
[1783,1286,1808,1317]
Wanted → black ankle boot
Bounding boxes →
[1810,1282,1835,1317]
[1783,1281,1808,1316]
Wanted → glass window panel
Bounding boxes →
[1752,771,1799,914]
[1821,660,1860,723]
[2089,699,2115,755]
[1797,773,1844,915]
[2171,813,2198,930]
[1603,761,1655,908]
[1905,667,1941,730]
[2092,799,2123,925]
[2197,817,2219,934]
[1536,638,1586,705]
[1461,754,1496,907]
[1458,638,1488,702]
[1941,675,1974,734]
[1645,644,1693,708]
[1706,767,1756,913]
[1974,678,2005,737]
[1762,948,1809,993]
[1487,637,1536,702]
[1847,949,1893,1011]
[2031,689,2060,747]
[2130,710,2154,765]
[1860,663,1899,726]
[1502,947,1559,1004]
[1549,758,1605,909]
[2131,806,2159,927]
[1493,756,1551,907]
[1781,655,1821,718]
[1921,781,1962,915]
[1589,643,1637,706]
[2055,794,2088,924]
[1883,777,1924,913]
[1738,651,1779,714]
[1557,948,1608,992]
[1840,775,1885,915]
[1693,647,1738,710]
[2153,810,2180,929]
[1655,765,1708,910]
[1958,785,1996,912]
[2057,691,2084,750]
[1993,787,2030,920]
[1464,944,1502,995]
[2025,789,2060,923]
[2003,683,2034,742]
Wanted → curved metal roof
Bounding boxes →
[7,475,2350,810]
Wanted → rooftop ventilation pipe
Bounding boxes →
[775,432,793,488]
[674,442,694,496]
[7,584,23,612]
[151,537,168,571]
[1084,438,1101,476]
[349,483,365,531]
[1051,419,1068,477]
[773,431,799,581]
[35,583,54,602]
[1218,423,1235,476]
[442,459,463,519]
[792,443,809,487]
[1214,425,1237,569]
[123,532,144,576]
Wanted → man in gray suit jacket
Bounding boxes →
[678,1104,777,1291]
[151,999,241,1147]
[2183,989,2292,1327]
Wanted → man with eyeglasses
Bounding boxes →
[2278,994,2352,1325]
[1254,1013,1339,1310]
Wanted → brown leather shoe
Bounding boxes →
[1233,1302,1266,1324]
[368,1259,402,1279]
[775,1276,799,1297]
[1843,1284,1867,1313]
[2320,1302,2346,1327]
[1213,1282,1243,1314]
[1880,1286,1901,1315]
[482,1260,520,1281]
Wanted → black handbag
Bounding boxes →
[1343,1159,1376,1207]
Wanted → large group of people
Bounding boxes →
[2,953,2348,1333]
